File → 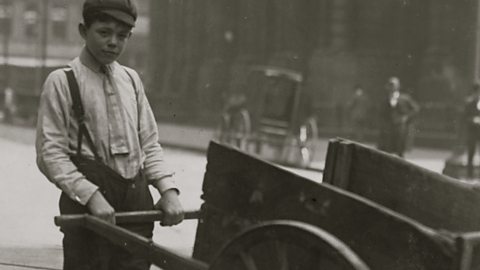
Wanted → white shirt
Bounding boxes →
[36,49,176,205]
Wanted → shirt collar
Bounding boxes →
[79,47,115,74]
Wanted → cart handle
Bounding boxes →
[54,210,201,227]
[54,213,208,270]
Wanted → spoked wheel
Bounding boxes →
[298,117,318,167]
[218,110,251,151]
[281,118,318,168]
[209,221,369,270]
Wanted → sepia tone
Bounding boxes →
[1,0,480,269]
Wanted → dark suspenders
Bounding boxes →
[60,68,152,213]
[64,69,101,161]
[124,69,141,132]
[64,67,139,160]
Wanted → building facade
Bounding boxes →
[149,0,478,144]
[0,0,150,95]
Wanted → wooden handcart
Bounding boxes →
[56,140,480,269]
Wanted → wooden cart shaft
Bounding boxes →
[55,211,207,270]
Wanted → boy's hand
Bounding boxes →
[154,189,184,226]
[86,190,116,224]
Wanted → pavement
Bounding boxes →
[0,121,451,269]
[0,122,208,270]
[0,120,452,170]
[152,122,452,174]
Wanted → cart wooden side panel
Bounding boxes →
[193,141,458,270]
[456,233,480,270]
[323,139,480,270]
[323,139,480,233]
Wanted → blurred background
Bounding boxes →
[1,0,478,269]
[0,0,476,148]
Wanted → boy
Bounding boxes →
[35,0,184,269]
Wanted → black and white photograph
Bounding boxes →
[0,0,480,269]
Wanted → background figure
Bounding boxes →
[346,84,369,142]
[3,86,16,123]
[377,77,420,157]
[463,83,480,178]
[218,92,251,150]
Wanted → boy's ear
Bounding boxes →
[78,23,87,39]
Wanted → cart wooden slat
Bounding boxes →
[323,138,480,270]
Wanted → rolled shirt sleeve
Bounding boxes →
[130,70,178,193]
[35,70,98,205]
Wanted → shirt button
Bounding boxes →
[131,183,136,189]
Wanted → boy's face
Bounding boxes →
[80,20,132,65]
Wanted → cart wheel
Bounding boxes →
[209,221,369,270]
[217,110,251,151]
[282,118,317,168]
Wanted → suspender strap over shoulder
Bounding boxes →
[124,68,141,133]
[64,69,101,161]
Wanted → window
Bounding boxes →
[0,0,12,36]
[51,2,67,40]
[24,2,39,38]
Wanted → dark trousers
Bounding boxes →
[59,169,154,270]
[467,126,480,178]
[349,118,367,142]
[379,124,408,157]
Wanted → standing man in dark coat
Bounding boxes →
[377,77,420,157]
[464,83,480,178]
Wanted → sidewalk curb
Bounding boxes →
[0,122,213,153]
[157,122,213,153]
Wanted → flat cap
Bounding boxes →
[83,0,137,27]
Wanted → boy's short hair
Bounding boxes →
[83,0,137,27]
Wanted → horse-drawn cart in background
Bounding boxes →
[217,66,318,169]
[56,140,480,270]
